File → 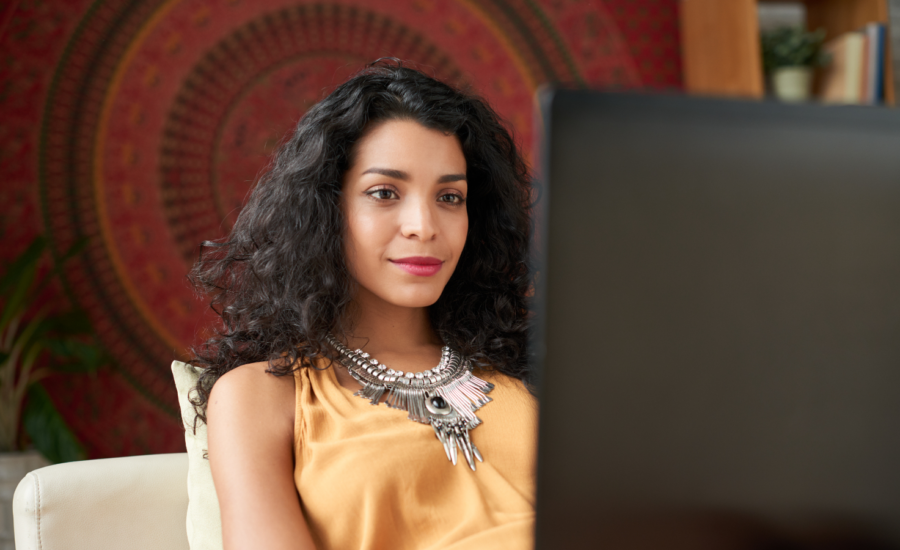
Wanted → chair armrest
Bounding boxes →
[13,453,189,550]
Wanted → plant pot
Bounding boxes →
[0,451,48,550]
[771,66,813,102]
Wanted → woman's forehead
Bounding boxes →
[347,120,466,175]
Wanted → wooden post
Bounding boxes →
[680,0,765,98]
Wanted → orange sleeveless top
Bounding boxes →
[292,357,538,550]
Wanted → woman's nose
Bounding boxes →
[399,196,438,241]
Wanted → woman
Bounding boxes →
[190,59,538,550]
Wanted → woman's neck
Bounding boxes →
[338,287,443,372]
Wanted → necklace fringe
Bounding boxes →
[326,334,494,471]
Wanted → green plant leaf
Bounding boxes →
[0,260,40,331]
[1,236,92,332]
[0,236,45,295]
[58,237,88,264]
[22,384,86,463]
[10,313,53,357]
[36,237,89,297]
[55,310,93,334]
[761,26,828,73]
[40,310,94,337]
[43,338,106,372]
[13,310,94,356]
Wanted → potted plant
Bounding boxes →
[761,26,830,102]
[0,235,107,544]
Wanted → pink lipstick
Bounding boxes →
[390,256,443,277]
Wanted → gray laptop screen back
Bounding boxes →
[533,91,900,548]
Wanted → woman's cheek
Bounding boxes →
[451,213,468,259]
[348,208,382,254]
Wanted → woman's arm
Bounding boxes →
[207,362,317,550]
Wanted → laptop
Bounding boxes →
[532,90,900,549]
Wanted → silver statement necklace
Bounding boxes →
[326,334,494,471]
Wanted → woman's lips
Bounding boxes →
[390,256,444,277]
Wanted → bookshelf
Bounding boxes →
[680,0,895,105]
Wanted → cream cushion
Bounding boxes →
[171,360,223,550]
[12,453,189,550]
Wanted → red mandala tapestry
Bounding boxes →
[0,0,681,457]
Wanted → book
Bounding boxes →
[819,31,866,104]
[860,26,870,102]
[866,22,886,104]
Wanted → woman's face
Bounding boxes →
[341,119,468,310]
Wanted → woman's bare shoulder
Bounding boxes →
[206,361,315,549]
[212,360,296,394]
[208,361,296,430]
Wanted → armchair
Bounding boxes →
[12,453,189,550]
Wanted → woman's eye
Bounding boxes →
[368,188,398,200]
[439,193,465,205]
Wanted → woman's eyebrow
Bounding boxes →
[361,167,408,180]
[437,173,467,183]
[360,167,467,184]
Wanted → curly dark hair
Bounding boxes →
[188,59,534,425]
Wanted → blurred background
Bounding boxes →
[2,0,899,463]
[0,0,681,460]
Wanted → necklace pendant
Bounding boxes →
[327,334,493,470]
[431,416,483,471]
[423,390,486,470]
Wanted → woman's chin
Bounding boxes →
[379,289,445,309]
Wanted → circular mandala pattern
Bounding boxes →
[37,0,641,453]
[161,5,466,262]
